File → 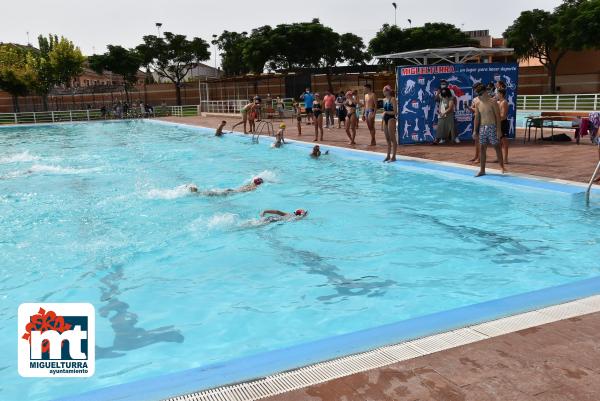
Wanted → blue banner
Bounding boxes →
[396,63,519,144]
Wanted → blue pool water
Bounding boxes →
[1,120,599,401]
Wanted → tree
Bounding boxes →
[369,23,476,65]
[504,9,565,93]
[89,45,143,102]
[213,31,250,76]
[243,26,274,73]
[137,32,210,105]
[49,36,85,88]
[339,33,370,66]
[321,32,369,92]
[0,44,37,112]
[32,34,60,111]
[555,0,600,53]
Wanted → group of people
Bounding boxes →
[294,85,398,162]
[100,100,154,119]
[226,80,520,174]
[433,79,510,176]
[186,176,308,225]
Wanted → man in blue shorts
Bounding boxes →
[299,88,314,125]
[472,83,506,177]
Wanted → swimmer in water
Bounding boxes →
[215,120,226,136]
[310,145,329,158]
[188,177,264,196]
[259,209,308,224]
[273,123,285,148]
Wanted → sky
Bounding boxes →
[2,0,563,64]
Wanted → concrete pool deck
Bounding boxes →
[159,114,600,184]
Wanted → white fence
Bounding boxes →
[517,93,599,111]
[0,106,200,125]
[2,93,598,125]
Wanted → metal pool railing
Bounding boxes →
[517,93,599,111]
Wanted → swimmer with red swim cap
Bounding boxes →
[259,209,308,224]
[190,177,265,196]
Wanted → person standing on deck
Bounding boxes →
[497,88,510,164]
[470,91,481,164]
[335,91,346,129]
[382,85,398,162]
[323,91,336,128]
[472,83,506,177]
[231,102,255,134]
[299,88,314,125]
[362,84,377,146]
[345,91,358,145]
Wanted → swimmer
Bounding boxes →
[310,145,329,158]
[215,120,226,136]
[259,209,308,224]
[273,123,286,148]
[188,177,264,196]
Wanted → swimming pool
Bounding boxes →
[1,120,599,401]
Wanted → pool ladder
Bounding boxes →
[585,160,600,204]
[251,120,275,143]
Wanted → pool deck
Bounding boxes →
[155,115,600,400]
[159,115,600,184]
[263,312,600,401]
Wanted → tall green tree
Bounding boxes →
[321,32,369,92]
[0,44,37,112]
[369,23,475,65]
[243,26,274,73]
[555,0,600,53]
[213,31,250,76]
[504,9,565,93]
[137,32,210,105]
[89,45,143,102]
[32,34,60,111]
[49,36,85,88]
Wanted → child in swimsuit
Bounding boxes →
[273,123,286,148]
[215,120,226,136]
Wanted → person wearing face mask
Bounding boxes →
[299,88,314,125]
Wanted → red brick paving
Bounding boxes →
[160,115,599,184]
[261,313,600,401]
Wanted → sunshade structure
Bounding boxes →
[375,47,514,65]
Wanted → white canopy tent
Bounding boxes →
[375,47,514,65]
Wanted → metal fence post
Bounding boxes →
[69,111,73,122]
[33,112,37,124]
[555,96,559,110]
[574,95,578,111]
[595,94,598,111]
[14,113,17,124]
[87,110,90,121]
[539,97,542,110]
[51,111,55,123]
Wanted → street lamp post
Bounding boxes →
[392,3,397,26]
[155,22,162,37]
[408,19,412,28]
[212,34,218,71]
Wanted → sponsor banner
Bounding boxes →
[396,63,519,144]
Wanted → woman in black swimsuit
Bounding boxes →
[382,85,397,162]
[344,91,357,145]
[312,93,324,141]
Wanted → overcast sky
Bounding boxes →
[2,0,562,63]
